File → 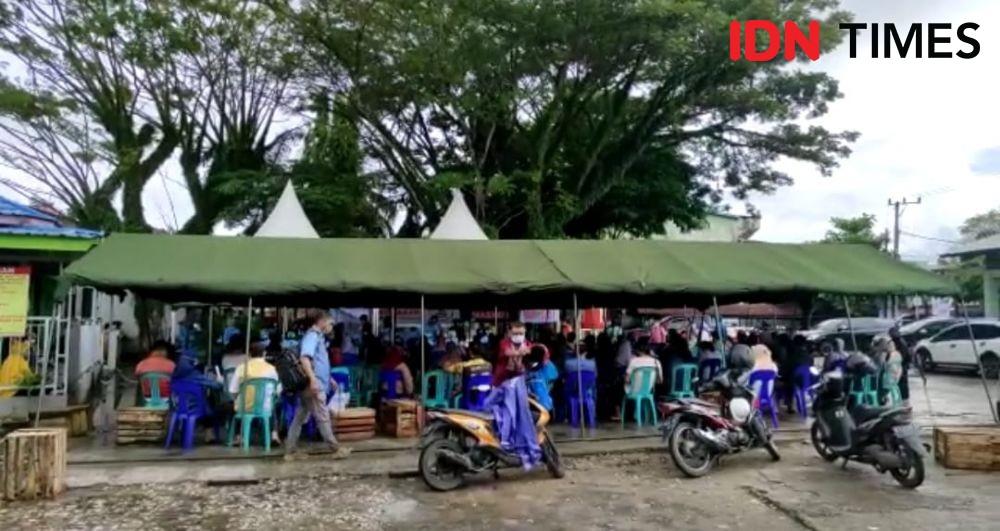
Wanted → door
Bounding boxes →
[970,324,1000,358]
[928,325,971,365]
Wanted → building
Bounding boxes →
[942,234,1000,318]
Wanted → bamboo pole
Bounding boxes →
[958,299,998,422]
[842,296,859,352]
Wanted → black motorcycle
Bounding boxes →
[810,353,927,488]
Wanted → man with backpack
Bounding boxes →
[283,310,349,460]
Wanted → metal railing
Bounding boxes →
[0,316,69,396]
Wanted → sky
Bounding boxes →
[3,1,998,259]
[745,0,1000,263]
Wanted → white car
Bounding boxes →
[914,320,1000,379]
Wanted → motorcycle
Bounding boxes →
[659,369,780,478]
[810,355,927,489]
[418,382,564,491]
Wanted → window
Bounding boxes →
[971,324,1000,340]
[933,325,970,342]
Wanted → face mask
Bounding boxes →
[479,335,490,345]
[511,334,525,345]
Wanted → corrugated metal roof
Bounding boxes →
[0,226,103,239]
[0,196,61,224]
[942,234,1000,257]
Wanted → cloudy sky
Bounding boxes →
[746,0,1000,263]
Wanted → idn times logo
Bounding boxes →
[730,20,980,61]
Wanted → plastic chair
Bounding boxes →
[881,361,903,406]
[668,363,698,400]
[698,359,723,383]
[164,379,217,452]
[347,365,364,406]
[360,365,380,406]
[850,374,879,408]
[621,366,658,428]
[749,369,779,428]
[331,367,351,394]
[565,369,597,428]
[227,378,278,452]
[422,370,452,408]
[462,372,492,411]
[281,394,317,439]
[380,369,402,399]
[139,372,171,409]
[792,365,815,419]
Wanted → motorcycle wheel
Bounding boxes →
[764,441,781,461]
[542,433,565,479]
[419,437,466,492]
[669,421,715,478]
[889,446,925,489]
[810,422,838,462]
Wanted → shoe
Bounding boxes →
[330,447,352,460]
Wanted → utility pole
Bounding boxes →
[887,196,922,318]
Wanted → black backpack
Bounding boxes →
[274,349,308,394]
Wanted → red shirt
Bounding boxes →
[135,356,175,398]
[493,338,531,385]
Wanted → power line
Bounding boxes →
[899,230,959,244]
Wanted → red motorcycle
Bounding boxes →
[659,369,780,477]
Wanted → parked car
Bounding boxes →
[898,316,959,346]
[798,317,896,353]
[913,320,1000,379]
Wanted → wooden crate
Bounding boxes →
[1,428,67,501]
[379,399,424,438]
[934,425,1000,471]
[333,408,376,442]
[116,407,168,445]
[37,406,91,437]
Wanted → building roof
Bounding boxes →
[0,195,102,248]
[0,196,61,224]
[942,234,1000,257]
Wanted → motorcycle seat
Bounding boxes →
[442,408,494,422]
[851,404,893,423]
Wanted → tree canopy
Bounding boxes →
[959,208,1000,241]
[2,0,857,239]
[822,213,889,250]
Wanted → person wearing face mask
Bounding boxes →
[494,322,531,385]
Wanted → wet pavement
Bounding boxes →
[3,441,999,530]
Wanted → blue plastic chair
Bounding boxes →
[227,378,278,452]
[422,370,452,408]
[849,374,879,408]
[139,372,171,409]
[668,363,698,400]
[565,369,597,428]
[380,369,402,399]
[698,359,723,383]
[462,372,492,411]
[792,365,814,419]
[749,369,779,428]
[331,367,351,394]
[164,379,217,452]
[622,366,659,427]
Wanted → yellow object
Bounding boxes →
[0,339,35,398]
[0,266,31,337]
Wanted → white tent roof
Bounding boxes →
[254,181,320,238]
[429,189,488,240]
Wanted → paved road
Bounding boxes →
[4,440,999,530]
[910,371,998,425]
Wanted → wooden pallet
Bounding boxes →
[934,425,1000,471]
[36,406,91,437]
[116,408,168,445]
[380,399,424,438]
[1,428,67,501]
[333,408,376,441]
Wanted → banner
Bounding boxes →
[0,266,31,337]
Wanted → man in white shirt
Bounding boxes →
[625,338,663,392]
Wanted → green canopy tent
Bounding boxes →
[58,233,956,307]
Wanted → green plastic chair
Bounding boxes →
[227,377,279,452]
[668,363,698,400]
[347,365,364,406]
[422,370,452,408]
[881,362,903,406]
[621,366,658,427]
[360,365,380,406]
[849,374,879,407]
[139,372,171,409]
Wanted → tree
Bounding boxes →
[823,213,889,250]
[282,0,856,238]
[959,208,1000,241]
[0,0,183,231]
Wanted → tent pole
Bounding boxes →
[245,298,253,355]
[169,306,177,345]
[712,297,724,367]
[391,307,396,343]
[574,294,584,434]
[420,296,426,403]
[493,305,499,332]
[207,306,214,369]
[959,298,998,422]
[842,296,859,352]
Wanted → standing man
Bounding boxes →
[889,326,913,407]
[494,322,531,384]
[285,310,349,460]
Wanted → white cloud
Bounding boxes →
[747,0,1000,263]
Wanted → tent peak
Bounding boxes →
[429,188,488,240]
[255,180,320,239]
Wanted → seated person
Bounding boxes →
[625,338,663,390]
[526,345,558,411]
[220,335,249,372]
[381,342,415,396]
[563,345,597,375]
[698,340,723,362]
[135,340,176,401]
[751,344,778,373]
[229,344,281,444]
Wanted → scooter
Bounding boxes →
[418,379,564,491]
[810,354,927,489]
[659,369,780,478]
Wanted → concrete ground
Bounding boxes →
[2,441,999,530]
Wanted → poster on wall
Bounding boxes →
[0,265,31,337]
